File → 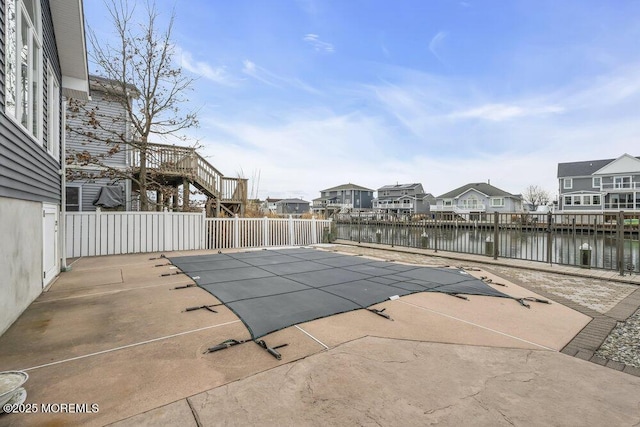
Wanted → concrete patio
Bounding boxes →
[0,246,639,426]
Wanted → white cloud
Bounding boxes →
[428,31,448,64]
[177,47,237,86]
[303,34,335,53]
[449,103,564,121]
[241,59,321,94]
[242,59,281,87]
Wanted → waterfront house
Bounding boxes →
[0,0,90,335]
[373,183,434,216]
[558,154,640,215]
[433,182,523,220]
[312,183,375,215]
[260,197,281,215]
[276,198,311,217]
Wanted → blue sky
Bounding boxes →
[84,0,640,202]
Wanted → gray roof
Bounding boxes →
[437,183,517,199]
[557,158,614,178]
[556,156,640,177]
[321,183,374,192]
[377,183,422,191]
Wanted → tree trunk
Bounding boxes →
[139,146,149,211]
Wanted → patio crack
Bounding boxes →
[186,397,203,427]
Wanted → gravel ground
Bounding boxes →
[595,309,640,368]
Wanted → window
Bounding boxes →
[443,199,452,206]
[65,186,81,211]
[491,198,504,207]
[614,176,631,189]
[564,195,602,207]
[46,66,60,159]
[5,0,42,140]
[563,178,573,189]
[592,177,601,188]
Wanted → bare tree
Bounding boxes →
[66,0,198,211]
[523,185,551,210]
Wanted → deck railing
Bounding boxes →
[130,142,247,202]
[336,211,640,275]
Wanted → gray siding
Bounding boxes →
[564,176,600,193]
[66,80,131,210]
[68,175,128,212]
[66,90,129,167]
[276,202,310,215]
[0,0,62,204]
[320,188,373,208]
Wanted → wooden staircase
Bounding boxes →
[131,142,247,217]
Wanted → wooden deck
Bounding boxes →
[131,142,247,216]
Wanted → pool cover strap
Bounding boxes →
[204,338,288,360]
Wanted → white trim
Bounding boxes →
[592,176,601,189]
[42,203,59,288]
[46,65,61,160]
[592,153,640,175]
[563,178,573,189]
[613,176,632,189]
[4,0,44,142]
[490,197,505,207]
[456,188,489,199]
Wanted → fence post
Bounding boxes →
[263,216,269,247]
[163,208,170,252]
[233,214,240,248]
[434,213,438,253]
[95,207,102,256]
[493,213,499,260]
[618,211,625,275]
[200,210,207,250]
[546,212,553,266]
[391,213,396,247]
[288,215,295,246]
[311,216,317,245]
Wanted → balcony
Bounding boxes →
[601,182,640,191]
[313,201,353,208]
[458,203,486,212]
[432,204,485,212]
[604,203,640,210]
[374,201,414,209]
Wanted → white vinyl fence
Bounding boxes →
[65,210,332,257]
[204,216,329,249]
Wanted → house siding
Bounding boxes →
[0,0,77,336]
[0,0,62,205]
[66,79,132,211]
[66,89,129,166]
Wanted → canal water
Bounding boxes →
[336,223,640,273]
